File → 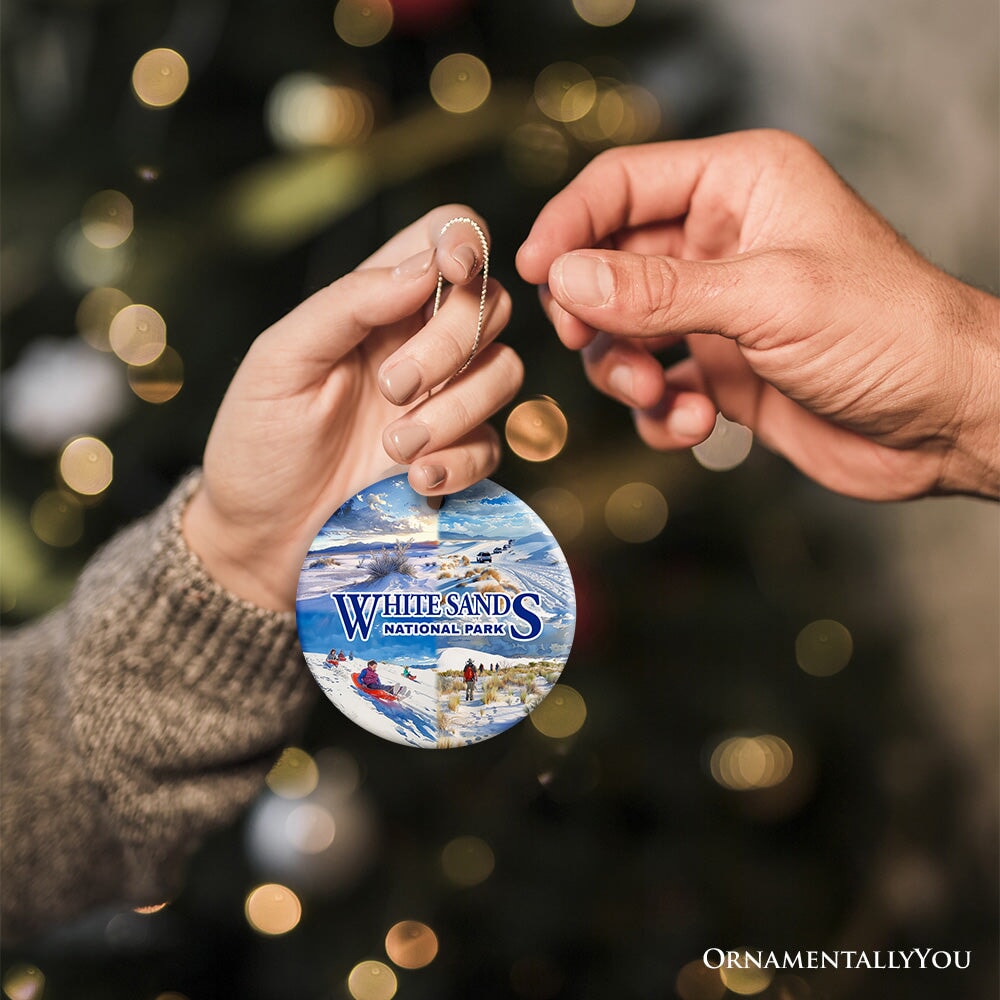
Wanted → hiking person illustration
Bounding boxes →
[463,659,477,702]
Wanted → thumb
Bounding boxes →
[547,248,812,343]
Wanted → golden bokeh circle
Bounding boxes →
[347,960,398,1000]
[285,803,337,854]
[244,883,302,936]
[604,482,668,543]
[76,287,132,352]
[795,619,853,677]
[132,48,189,108]
[534,63,596,123]
[675,960,726,1000]
[1,964,46,1000]
[441,835,495,887]
[572,0,636,27]
[430,53,492,114]
[384,920,439,969]
[334,0,394,47]
[30,491,84,548]
[529,684,587,739]
[719,962,775,996]
[709,735,794,791]
[109,303,167,366]
[59,437,113,497]
[505,397,569,462]
[128,345,183,404]
[266,746,320,799]
[81,190,134,249]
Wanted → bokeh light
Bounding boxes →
[795,619,853,676]
[572,0,635,27]
[81,190,134,249]
[384,920,439,969]
[692,413,753,471]
[59,436,113,497]
[244,883,302,936]
[529,684,587,738]
[441,835,495,887]
[347,960,398,1000]
[266,74,374,149]
[30,491,84,547]
[58,226,133,289]
[505,397,569,462]
[719,961,775,996]
[132,48,189,108]
[266,746,320,798]
[1,965,45,1000]
[604,482,668,543]
[568,80,661,147]
[675,960,726,1000]
[430,54,491,113]
[108,303,167,366]
[505,122,570,185]
[128,345,184,404]
[128,345,184,403]
[76,287,132,351]
[315,746,362,798]
[709,735,794,791]
[534,63,596,123]
[529,487,584,543]
[334,0,393,47]
[284,803,337,854]
[154,994,190,1000]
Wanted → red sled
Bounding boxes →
[352,672,400,702]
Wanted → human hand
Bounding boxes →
[184,205,522,611]
[517,129,999,502]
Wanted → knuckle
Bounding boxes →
[625,256,677,332]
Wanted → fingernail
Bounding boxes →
[388,424,431,462]
[667,404,706,439]
[451,245,478,279]
[419,464,447,489]
[556,254,614,306]
[607,365,636,406]
[393,248,435,279]
[379,358,422,405]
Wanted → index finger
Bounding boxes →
[515,137,718,284]
[362,203,492,286]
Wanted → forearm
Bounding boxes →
[1,472,317,940]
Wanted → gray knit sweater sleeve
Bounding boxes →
[0,472,317,940]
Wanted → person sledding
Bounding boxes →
[359,659,386,689]
[463,659,477,702]
[402,666,416,681]
[356,659,408,700]
[325,648,339,668]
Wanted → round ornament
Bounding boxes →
[296,475,577,748]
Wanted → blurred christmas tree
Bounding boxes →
[2,2,995,999]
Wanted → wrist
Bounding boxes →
[182,485,298,612]
[937,286,1000,498]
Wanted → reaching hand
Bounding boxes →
[185,205,523,610]
[517,129,998,502]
